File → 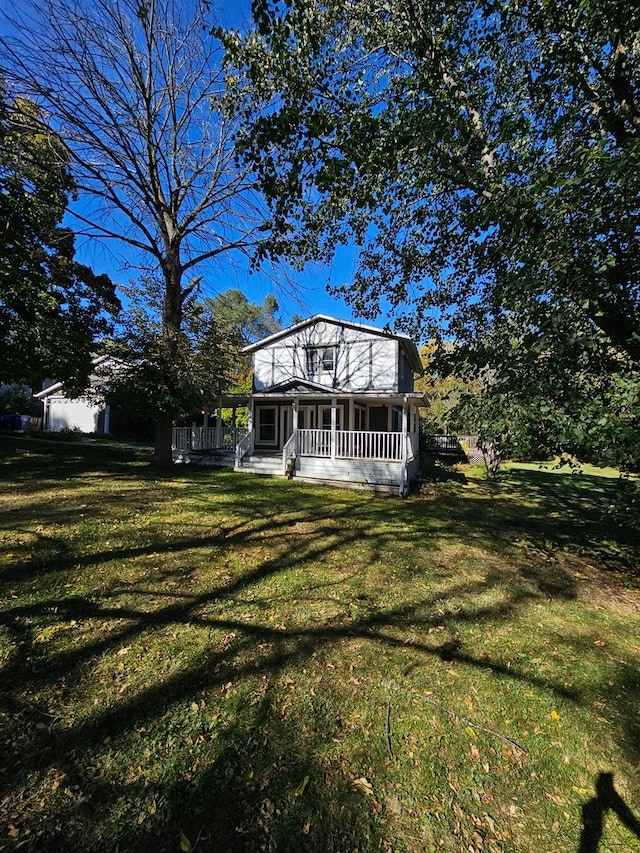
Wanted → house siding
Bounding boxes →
[253,320,399,393]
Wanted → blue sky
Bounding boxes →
[0,0,364,329]
[76,0,364,328]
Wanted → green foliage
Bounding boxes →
[0,83,119,388]
[0,385,31,415]
[222,0,640,468]
[205,289,282,426]
[103,279,246,421]
[441,302,640,472]
[223,0,640,358]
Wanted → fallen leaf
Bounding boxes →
[294,775,310,797]
[545,792,565,806]
[180,833,192,853]
[550,710,561,720]
[353,777,374,796]
[386,795,402,815]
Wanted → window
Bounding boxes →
[257,407,276,444]
[320,405,343,430]
[321,347,335,371]
[354,405,366,431]
[306,346,336,375]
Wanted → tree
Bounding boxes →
[447,302,640,475]
[221,1,640,375]
[101,277,241,431]
[1,0,283,466]
[0,82,118,389]
[205,289,280,347]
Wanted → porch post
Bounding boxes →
[215,398,223,449]
[402,398,409,463]
[231,405,237,447]
[331,396,337,460]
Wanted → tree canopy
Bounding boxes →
[1,0,286,464]
[102,278,246,427]
[0,83,118,389]
[222,0,640,361]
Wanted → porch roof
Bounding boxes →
[251,388,427,405]
[208,394,251,408]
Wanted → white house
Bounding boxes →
[234,315,425,495]
[34,355,118,433]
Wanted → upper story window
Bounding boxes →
[306,346,336,376]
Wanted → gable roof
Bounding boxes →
[242,314,423,373]
[34,355,124,399]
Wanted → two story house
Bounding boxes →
[234,315,425,495]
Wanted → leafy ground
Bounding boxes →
[1,438,639,853]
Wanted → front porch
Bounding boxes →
[171,394,250,464]
[236,394,424,495]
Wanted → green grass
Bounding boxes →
[1,439,639,853]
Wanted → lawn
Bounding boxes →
[1,438,639,852]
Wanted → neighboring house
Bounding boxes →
[35,355,118,434]
[234,315,425,495]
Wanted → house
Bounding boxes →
[34,355,126,435]
[234,315,425,495]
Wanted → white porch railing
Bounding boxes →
[235,431,253,467]
[172,425,248,453]
[298,428,332,457]
[296,429,409,461]
[282,432,297,473]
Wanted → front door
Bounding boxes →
[281,406,292,446]
[298,406,316,430]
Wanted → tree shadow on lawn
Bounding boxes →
[2,451,640,849]
[578,772,640,853]
[1,556,633,852]
[412,466,639,580]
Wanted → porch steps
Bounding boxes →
[237,455,283,476]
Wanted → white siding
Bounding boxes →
[253,319,399,392]
[46,396,103,433]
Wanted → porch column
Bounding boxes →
[291,398,299,454]
[215,398,223,449]
[331,396,337,460]
[402,398,409,464]
[231,405,237,446]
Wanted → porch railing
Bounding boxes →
[235,431,253,467]
[297,429,407,461]
[172,425,247,453]
[282,432,297,474]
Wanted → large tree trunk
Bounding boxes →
[153,410,175,468]
[153,246,183,469]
